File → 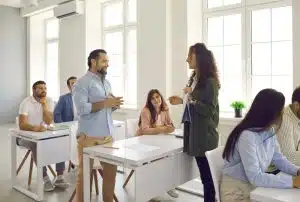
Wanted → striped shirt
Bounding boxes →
[276,106,300,166]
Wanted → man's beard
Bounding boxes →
[36,92,46,98]
[97,68,107,77]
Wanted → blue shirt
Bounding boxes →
[72,71,113,137]
[223,129,299,188]
[53,93,74,123]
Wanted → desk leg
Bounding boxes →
[11,135,17,187]
[36,143,44,201]
[83,153,90,202]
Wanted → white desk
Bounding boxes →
[10,126,71,201]
[83,135,199,202]
[251,187,300,202]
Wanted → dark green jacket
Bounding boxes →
[183,78,219,157]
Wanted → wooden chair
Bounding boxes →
[69,163,119,202]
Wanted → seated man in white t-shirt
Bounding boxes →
[18,80,69,192]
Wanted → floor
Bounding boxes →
[0,124,203,202]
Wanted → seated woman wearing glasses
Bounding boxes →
[221,88,300,202]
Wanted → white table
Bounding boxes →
[83,135,199,202]
[10,126,71,201]
[251,187,300,202]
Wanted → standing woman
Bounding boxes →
[169,43,220,202]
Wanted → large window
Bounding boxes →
[45,18,59,101]
[203,0,293,112]
[101,0,137,108]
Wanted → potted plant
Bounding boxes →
[230,101,245,118]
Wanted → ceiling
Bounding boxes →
[0,0,22,7]
[0,0,41,8]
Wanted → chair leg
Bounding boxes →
[98,169,119,202]
[93,170,99,195]
[69,188,76,202]
[90,170,94,199]
[113,193,119,202]
[48,165,56,177]
[17,150,31,175]
[123,170,134,188]
[28,154,34,186]
[68,161,72,173]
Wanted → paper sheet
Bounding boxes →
[125,143,159,153]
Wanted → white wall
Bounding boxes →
[59,15,86,94]
[0,6,27,123]
[293,0,300,88]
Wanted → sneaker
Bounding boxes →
[44,176,55,192]
[54,175,69,189]
[167,189,179,198]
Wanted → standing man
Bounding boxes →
[18,80,69,191]
[54,76,77,123]
[72,49,123,202]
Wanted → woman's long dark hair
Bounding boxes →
[189,43,220,88]
[138,89,168,127]
[222,89,285,161]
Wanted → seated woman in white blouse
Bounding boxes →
[220,89,300,202]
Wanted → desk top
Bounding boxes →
[10,122,73,140]
[10,128,70,140]
[84,135,183,166]
[251,187,300,202]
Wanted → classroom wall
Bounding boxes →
[0,6,27,124]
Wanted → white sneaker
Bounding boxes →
[54,175,69,189]
[167,189,179,198]
[43,176,55,192]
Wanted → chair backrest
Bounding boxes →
[125,118,139,138]
[205,146,225,202]
[16,116,19,129]
[69,121,79,165]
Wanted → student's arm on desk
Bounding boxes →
[72,83,123,115]
[19,115,46,132]
[138,108,174,135]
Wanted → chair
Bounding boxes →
[205,146,225,202]
[68,122,119,202]
[15,117,56,186]
[122,118,139,188]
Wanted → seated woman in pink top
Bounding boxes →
[137,89,175,136]
[136,89,178,199]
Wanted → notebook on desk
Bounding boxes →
[47,124,70,131]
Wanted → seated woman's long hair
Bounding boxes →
[222,88,285,161]
[138,89,168,127]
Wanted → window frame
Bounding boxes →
[101,0,138,109]
[202,0,293,113]
[44,17,60,101]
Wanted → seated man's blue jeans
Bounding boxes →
[17,138,65,177]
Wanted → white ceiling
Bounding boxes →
[0,0,22,7]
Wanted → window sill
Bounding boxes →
[219,112,243,126]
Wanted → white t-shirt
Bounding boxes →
[19,96,55,126]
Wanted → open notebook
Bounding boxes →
[47,124,70,131]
